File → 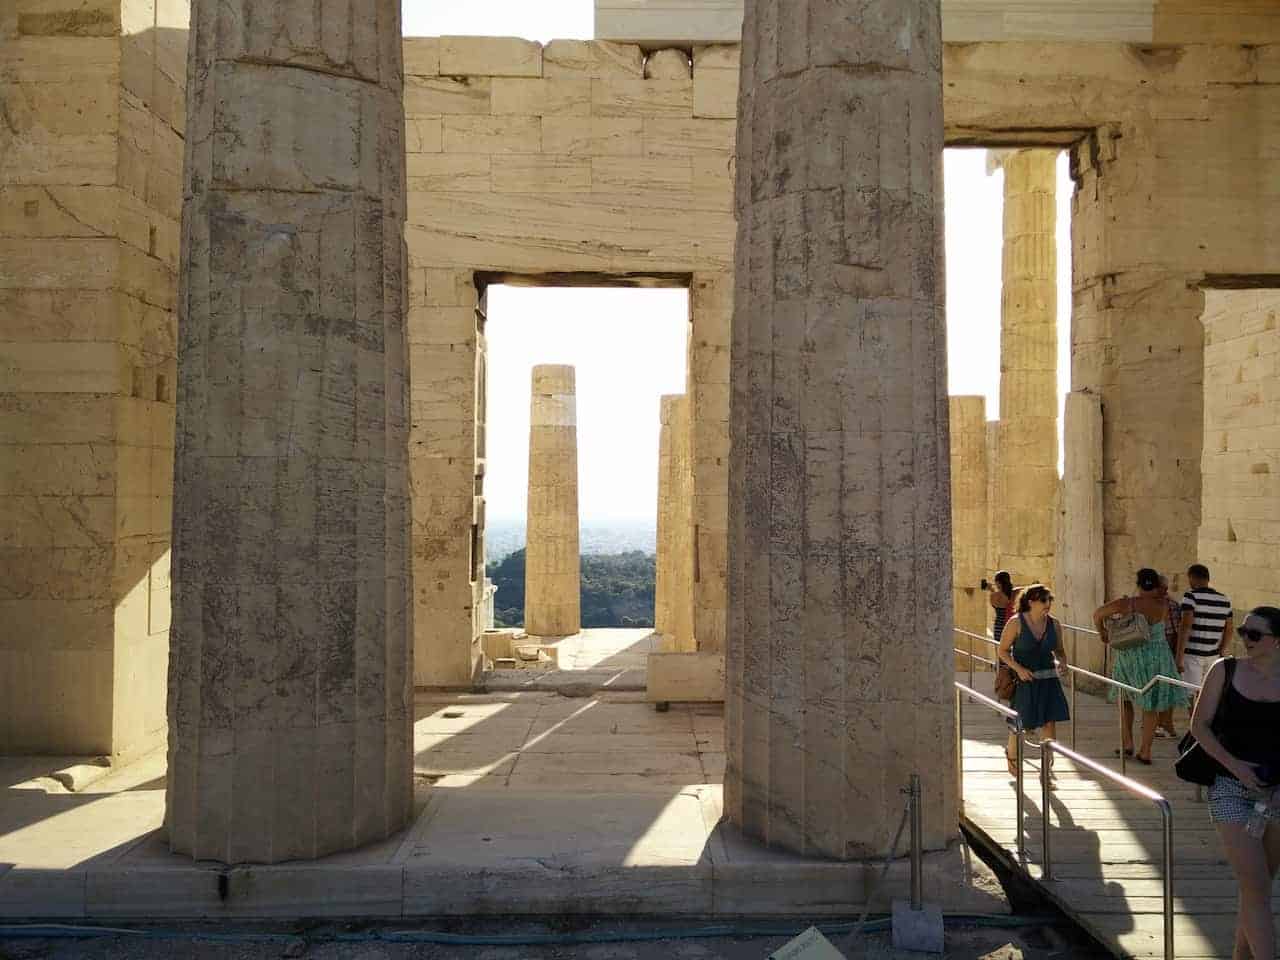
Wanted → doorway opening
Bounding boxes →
[478,282,689,683]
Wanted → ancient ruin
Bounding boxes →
[523,364,581,637]
[2,0,1280,939]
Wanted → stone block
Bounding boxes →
[646,652,724,703]
[542,39,643,79]
[492,155,591,194]
[403,37,440,77]
[491,77,590,117]
[441,116,540,154]
[407,153,491,192]
[591,77,693,118]
[646,49,691,79]
[406,117,443,153]
[590,156,693,200]
[439,36,542,77]
[642,118,735,157]
[541,117,643,157]
[404,76,490,116]
[693,67,737,119]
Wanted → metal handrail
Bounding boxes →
[1038,740,1175,960]
[955,681,1026,863]
[954,625,1203,774]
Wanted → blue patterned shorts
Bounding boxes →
[1208,776,1280,825]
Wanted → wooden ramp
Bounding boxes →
[958,671,1277,960]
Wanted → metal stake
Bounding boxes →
[1041,741,1053,880]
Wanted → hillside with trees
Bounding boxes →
[486,549,655,629]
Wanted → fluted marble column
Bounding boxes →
[992,149,1058,587]
[726,0,956,859]
[167,0,412,863]
[655,394,695,652]
[524,365,580,636]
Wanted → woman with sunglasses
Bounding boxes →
[997,584,1070,778]
[1189,607,1280,960]
[1093,568,1189,765]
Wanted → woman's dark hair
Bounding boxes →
[1136,568,1160,592]
[994,571,1013,595]
[1248,606,1280,637]
[1018,583,1054,613]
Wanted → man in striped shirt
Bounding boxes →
[1177,564,1233,696]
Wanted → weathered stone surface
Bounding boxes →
[524,365,580,637]
[1057,391,1105,673]
[726,0,956,860]
[655,394,695,652]
[645,49,691,80]
[991,149,1057,589]
[950,396,988,668]
[167,0,413,863]
[1199,289,1280,618]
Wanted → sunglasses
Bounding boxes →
[1237,626,1276,643]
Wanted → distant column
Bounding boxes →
[726,0,955,858]
[992,149,1059,588]
[167,0,413,863]
[655,395,695,652]
[950,397,989,666]
[1057,392,1106,672]
[524,365,581,636]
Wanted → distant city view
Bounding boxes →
[485,518,656,561]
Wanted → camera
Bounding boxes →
[980,578,990,591]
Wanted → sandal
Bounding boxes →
[1113,747,1135,758]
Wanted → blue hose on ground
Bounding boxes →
[0,914,1055,945]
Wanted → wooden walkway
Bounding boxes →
[958,670,1279,960]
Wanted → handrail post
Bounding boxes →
[1117,695,1127,775]
[968,634,975,688]
[1159,798,1175,960]
[909,774,923,910]
[1041,740,1053,881]
[955,689,964,813]
[1015,723,1026,863]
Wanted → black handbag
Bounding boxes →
[1174,658,1236,786]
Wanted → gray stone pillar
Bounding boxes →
[991,149,1058,588]
[726,0,955,859]
[524,365,581,637]
[167,0,413,863]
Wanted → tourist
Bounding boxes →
[1189,606,1280,960]
[1156,574,1183,738]
[988,570,1020,651]
[998,584,1070,778]
[1092,569,1189,765]
[1179,563,1234,705]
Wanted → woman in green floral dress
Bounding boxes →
[1093,568,1190,765]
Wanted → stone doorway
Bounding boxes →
[473,282,690,694]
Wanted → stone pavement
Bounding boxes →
[0,685,1005,920]
[481,628,657,693]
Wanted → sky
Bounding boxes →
[405,1,1076,527]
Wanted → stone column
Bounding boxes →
[950,397,989,668]
[655,394,695,652]
[167,0,413,864]
[726,0,955,859]
[1056,391,1106,673]
[524,365,580,636]
[991,150,1058,588]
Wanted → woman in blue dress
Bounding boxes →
[1092,568,1190,765]
[998,583,1071,778]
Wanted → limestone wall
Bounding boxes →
[945,39,1280,600]
[0,2,184,760]
[402,37,736,683]
[950,398,988,669]
[1199,289,1280,618]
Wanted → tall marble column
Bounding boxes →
[167,0,413,863]
[524,365,581,636]
[991,149,1058,587]
[726,0,955,859]
[655,394,695,652]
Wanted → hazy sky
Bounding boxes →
[404,1,1076,526]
